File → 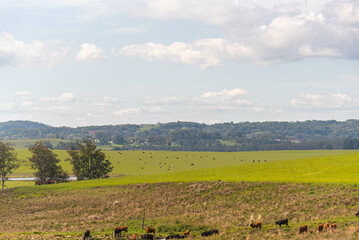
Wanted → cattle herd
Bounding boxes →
[82,211,359,239]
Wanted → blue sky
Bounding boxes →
[1,0,359,127]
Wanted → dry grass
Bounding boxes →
[0,182,358,239]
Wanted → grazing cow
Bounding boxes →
[183,230,190,237]
[317,223,324,233]
[323,223,329,231]
[201,229,219,237]
[298,225,307,234]
[250,222,262,229]
[166,234,185,239]
[356,211,359,217]
[132,234,137,240]
[114,226,128,238]
[83,230,90,240]
[146,227,155,235]
[141,234,154,240]
[275,219,288,227]
[35,180,43,185]
[329,223,337,231]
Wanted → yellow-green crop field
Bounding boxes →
[6,149,359,189]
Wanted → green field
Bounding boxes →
[9,149,359,184]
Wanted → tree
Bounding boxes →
[112,134,125,145]
[0,142,19,190]
[67,137,113,180]
[28,142,68,182]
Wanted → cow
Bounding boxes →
[83,230,90,240]
[323,223,329,231]
[275,219,288,227]
[114,226,128,238]
[166,234,185,239]
[329,223,337,231]
[132,234,137,240]
[141,234,154,240]
[250,222,262,229]
[317,223,323,233]
[356,211,359,217]
[201,229,219,237]
[35,180,43,185]
[183,230,190,237]
[298,225,307,234]
[146,227,155,235]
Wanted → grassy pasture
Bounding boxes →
[8,150,359,188]
[10,149,358,177]
[0,182,358,239]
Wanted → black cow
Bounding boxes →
[201,229,219,237]
[141,234,154,240]
[166,234,185,239]
[275,218,288,227]
[356,211,359,217]
[83,230,90,240]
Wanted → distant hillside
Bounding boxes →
[0,120,49,131]
[2,120,359,151]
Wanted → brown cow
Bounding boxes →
[298,225,307,234]
[323,223,329,231]
[250,222,262,229]
[146,227,156,235]
[132,234,137,240]
[114,226,128,238]
[183,230,190,237]
[329,223,337,231]
[317,223,323,233]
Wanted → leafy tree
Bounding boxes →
[0,142,19,190]
[112,134,125,145]
[28,142,68,182]
[67,137,113,180]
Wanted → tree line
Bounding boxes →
[0,137,113,190]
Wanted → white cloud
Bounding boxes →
[0,32,69,68]
[118,39,252,69]
[200,88,247,99]
[291,93,358,109]
[113,108,140,115]
[117,0,359,67]
[48,105,73,112]
[59,93,75,103]
[41,93,75,103]
[14,91,31,96]
[76,43,106,62]
[21,101,33,107]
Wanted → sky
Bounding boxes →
[1,0,359,127]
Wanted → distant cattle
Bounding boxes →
[183,230,190,237]
[166,234,185,239]
[250,222,262,229]
[146,227,155,235]
[275,219,288,227]
[329,223,337,231]
[201,229,219,237]
[114,226,128,237]
[141,234,154,240]
[83,230,90,240]
[324,223,329,231]
[356,211,359,217]
[132,234,137,240]
[317,223,323,233]
[298,225,307,234]
[35,180,55,185]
